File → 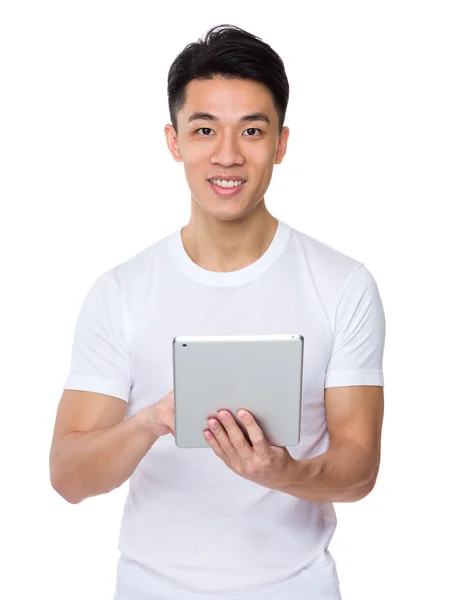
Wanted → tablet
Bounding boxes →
[172,334,304,448]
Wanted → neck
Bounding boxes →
[181,201,279,273]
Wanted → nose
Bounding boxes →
[210,131,245,167]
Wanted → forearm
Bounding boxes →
[279,441,379,503]
[50,413,159,504]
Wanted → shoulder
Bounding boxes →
[287,224,383,333]
[101,230,176,303]
[291,226,364,281]
[289,224,373,299]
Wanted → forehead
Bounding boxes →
[181,77,276,121]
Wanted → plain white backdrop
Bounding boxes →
[1,1,454,598]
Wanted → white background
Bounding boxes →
[1,1,454,598]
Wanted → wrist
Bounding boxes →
[133,405,159,437]
[278,457,307,492]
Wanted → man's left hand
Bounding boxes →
[204,409,297,490]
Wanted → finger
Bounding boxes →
[207,417,239,461]
[204,429,229,464]
[217,411,253,461]
[237,410,270,458]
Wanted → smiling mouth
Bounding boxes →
[207,180,247,197]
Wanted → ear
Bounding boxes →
[164,124,183,162]
[274,126,290,165]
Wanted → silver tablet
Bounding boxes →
[173,334,304,448]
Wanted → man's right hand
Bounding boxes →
[137,390,175,438]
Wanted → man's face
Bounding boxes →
[165,77,289,221]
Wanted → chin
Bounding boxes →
[190,183,265,222]
[205,206,251,222]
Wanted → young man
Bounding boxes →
[50,24,385,600]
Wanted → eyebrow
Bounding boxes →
[188,111,271,126]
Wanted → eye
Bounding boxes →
[195,128,215,136]
[242,128,262,136]
[194,127,262,137]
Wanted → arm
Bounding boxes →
[49,389,174,504]
[279,262,386,502]
[205,265,385,499]
[280,385,384,502]
[50,272,158,504]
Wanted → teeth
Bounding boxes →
[210,179,244,188]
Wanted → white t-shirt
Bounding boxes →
[64,219,385,600]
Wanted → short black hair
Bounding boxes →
[167,24,289,135]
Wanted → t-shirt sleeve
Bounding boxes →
[324,264,386,388]
[63,272,133,401]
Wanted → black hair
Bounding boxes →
[167,24,289,135]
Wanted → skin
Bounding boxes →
[49,76,383,506]
[163,77,296,488]
[163,76,383,502]
[200,390,383,502]
[164,76,290,273]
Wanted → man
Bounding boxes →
[50,24,385,600]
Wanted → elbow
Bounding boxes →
[363,467,380,499]
[364,461,380,497]
[50,466,84,505]
[339,483,374,503]
[350,448,381,502]
[346,467,380,503]
[350,481,376,502]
